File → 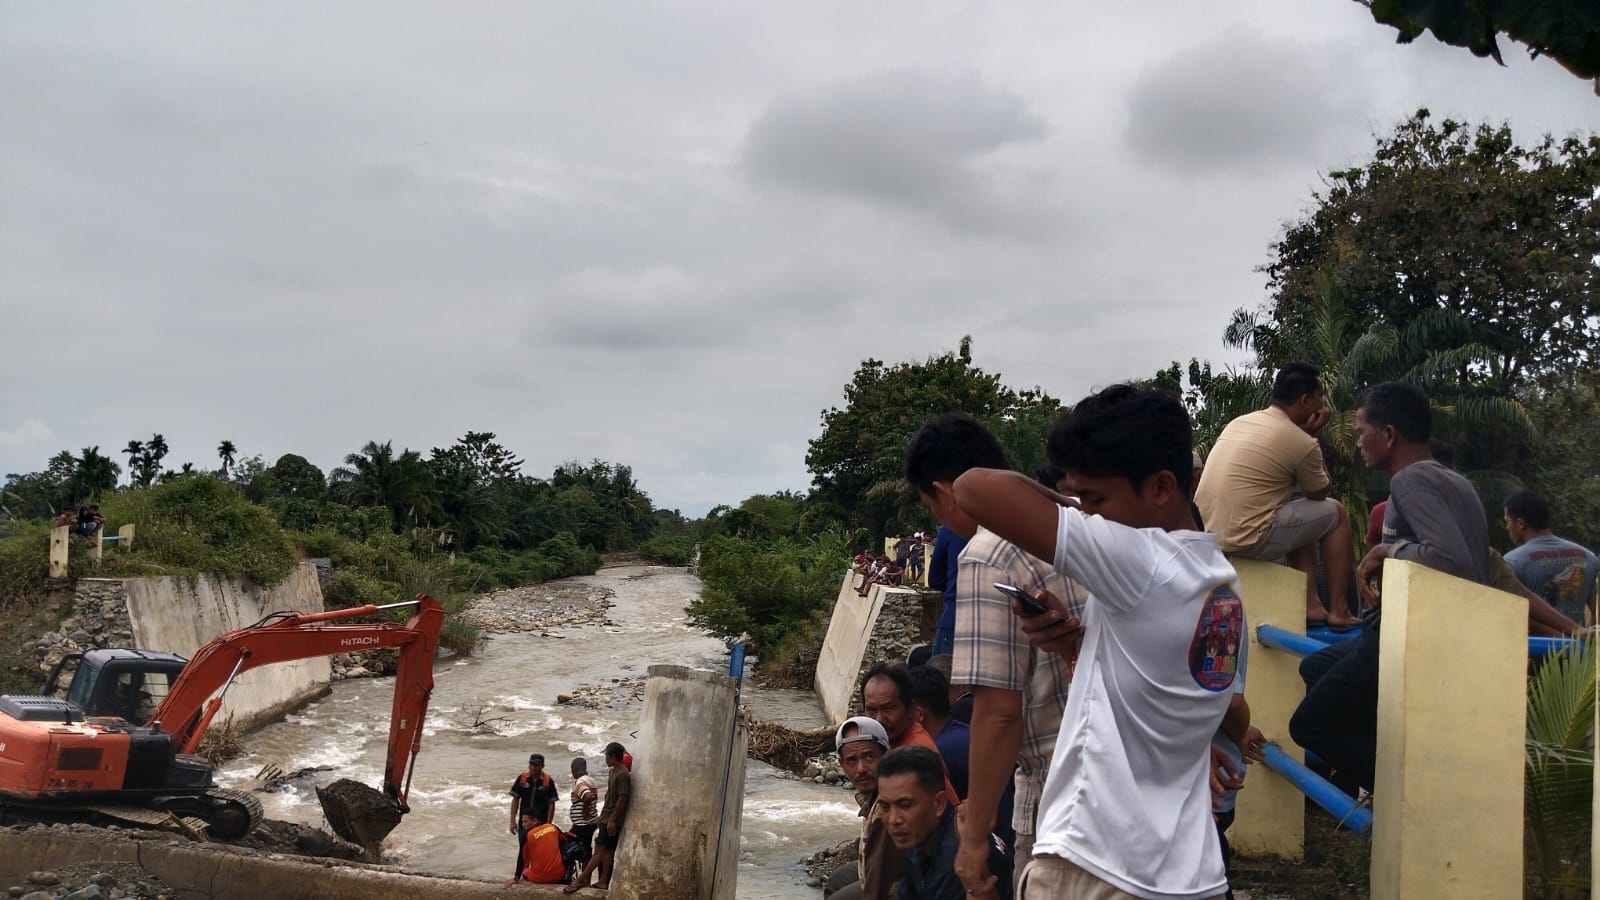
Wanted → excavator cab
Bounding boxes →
[46,649,187,724]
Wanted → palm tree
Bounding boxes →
[217,440,237,479]
[332,441,439,528]
[123,440,144,487]
[1524,640,1593,897]
[72,447,120,500]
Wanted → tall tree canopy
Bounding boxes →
[805,337,1062,536]
[1256,109,1600,394]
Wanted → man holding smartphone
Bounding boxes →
[904,414,1085,893]
[951,385,1244,900]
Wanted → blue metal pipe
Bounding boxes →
[728,643,747,678]
[1266,624,1580,660]
[1255,625,1328,659]
[1260,743,1372,838]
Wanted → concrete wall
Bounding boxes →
[0,826,567,898]
[814,569,934,727]
[1370,560,1525,899]
[122,562,332,730]
[610,665,746,900]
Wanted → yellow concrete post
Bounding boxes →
[1229,557,1307,860]
[88,529,103,562]
[1370,560,1525,900]
[49,525,70,578]
[118,523,135,551]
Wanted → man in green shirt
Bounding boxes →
[566,742,631,893]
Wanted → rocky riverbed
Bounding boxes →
[458,582,616,633]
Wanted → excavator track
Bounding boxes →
[0,788,263,840]
[201,786,264,839]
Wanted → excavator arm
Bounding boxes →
[147,595,444,811]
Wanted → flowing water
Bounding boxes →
[215,565,858,897]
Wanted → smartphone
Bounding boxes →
[993,582,1050,616]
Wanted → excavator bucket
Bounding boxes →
[316,778,403,861]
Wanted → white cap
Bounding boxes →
[835,716,890,752]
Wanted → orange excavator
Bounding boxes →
[0,595,443,842]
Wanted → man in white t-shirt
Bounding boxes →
[953,383,1245,900]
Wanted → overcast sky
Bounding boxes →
[4,3,1596,515]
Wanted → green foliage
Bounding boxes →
[1361,0,1600,83]
[637,535,694,566]
[98,474,298,587]
[1522,372,1600,549]
[805,336,1062,538]
[687,529,850,651]
[1260,110,1600,395]
[1524,640,1594,897]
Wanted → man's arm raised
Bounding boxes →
[951,468,1072,566]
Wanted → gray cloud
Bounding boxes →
[1123,28,1369,175]
[742,67,1057,234]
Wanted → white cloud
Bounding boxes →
[0,420,54,450]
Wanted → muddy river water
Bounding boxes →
[215,565,858,897]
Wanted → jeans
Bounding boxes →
[1289,626,1379,793]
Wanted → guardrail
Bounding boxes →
[1233,557,1526,898]
[49,523,136,577]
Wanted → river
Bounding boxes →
[215,564,859,897]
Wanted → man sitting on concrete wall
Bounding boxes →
[1289,382,1490,794]
[1196,363,1360,630]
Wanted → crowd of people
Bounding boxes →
[54,504,104,541]
[825,364,1591,900]
[501,742,632,892]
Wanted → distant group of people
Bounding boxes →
[502,743,632,892]
[822,362,1591,899]
[55,505,104,541]
[853,531,932,597]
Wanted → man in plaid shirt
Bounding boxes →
[904,415,1086,895]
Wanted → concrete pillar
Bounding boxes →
[88,529,103,561]
[1229,557,1307,860]
[49,525,69,578]
[1370,560,1525,899]
[610,665,746,900]
[118,523,135,551]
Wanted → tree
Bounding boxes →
[122,440,144,485]
[806,336,1059,537]
[1261,110,1600,394]
[216,440,237,479]
[1356,0,1600,88]
[330,440,439,528]
[71,447,120,500]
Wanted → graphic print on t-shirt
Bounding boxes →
[1188,582,1243,691]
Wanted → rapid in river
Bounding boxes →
[215,564,858,897]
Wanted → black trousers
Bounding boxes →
[1289,627,1379,794]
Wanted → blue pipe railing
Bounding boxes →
[728,643,747,678]
[1259,743,1372,838]
[1262,624,1582,659]
[1256,625,1329,659]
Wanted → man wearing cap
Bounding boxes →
[825,716,904,900]
[508,753,559,880]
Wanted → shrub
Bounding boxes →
[688,531,845,651]
[638,535,694,566]
[98,475,298,587]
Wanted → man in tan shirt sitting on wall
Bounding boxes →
[1196,363,1360,630]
